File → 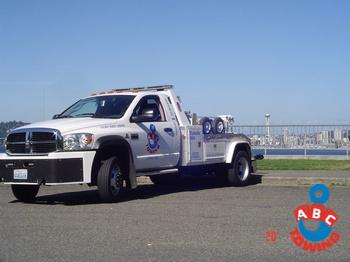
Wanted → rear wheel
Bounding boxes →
[226,151,251,186]
[11,185,40,202]
[97,156,124,202]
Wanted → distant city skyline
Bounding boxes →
[0,1,350,124]
[248,127,350,149]
[228,123,350,150]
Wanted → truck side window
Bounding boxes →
[133,96,166,122]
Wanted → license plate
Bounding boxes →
[14,169,28,180]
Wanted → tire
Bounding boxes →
[97,156,124,202]
[226,151,251,186]
[199,117,212,134]
[212,117,225,134]
[11,185,40,202]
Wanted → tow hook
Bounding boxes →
[255,154,264,160]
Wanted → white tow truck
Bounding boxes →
[0,85,260,202]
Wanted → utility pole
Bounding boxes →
[265,113,270,158]
[265,114,270,138]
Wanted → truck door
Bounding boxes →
[130,95,181,170]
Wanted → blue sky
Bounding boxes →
[0,0,349,124]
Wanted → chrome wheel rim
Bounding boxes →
[237,157,249,181]
[110,164,122,196]
[216,122,224,134]
[204,121,211,134]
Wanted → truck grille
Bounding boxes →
[6,129,62,155]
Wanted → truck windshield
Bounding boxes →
[58,95,135,119]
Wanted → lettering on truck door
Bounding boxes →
[130,95,180,170]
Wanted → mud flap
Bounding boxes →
[127,152,137,189]
[251,154,263,173]
[251,158,257,173]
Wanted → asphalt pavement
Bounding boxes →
[257,170,350,186]
[0,177,349,262]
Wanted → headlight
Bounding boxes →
[63,133,94,151]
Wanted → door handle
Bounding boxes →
[164,128,173,133]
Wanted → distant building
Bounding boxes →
[347,130,350,143]
[334,128,343,142]
[317,133,323,145]
[283,128,289,146]
[321,130,330,144]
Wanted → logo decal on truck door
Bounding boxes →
[146,124,160,153]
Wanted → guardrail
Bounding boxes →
[231,125,350,158]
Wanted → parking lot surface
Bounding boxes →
[0,179,349,261]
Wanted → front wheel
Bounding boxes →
[11,185,40,202]
[97,156,124,202]
[226,151,251,186]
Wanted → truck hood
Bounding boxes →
[18,118,120,134]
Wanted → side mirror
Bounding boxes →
[131,109,155,123]
[52,114,60,119]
